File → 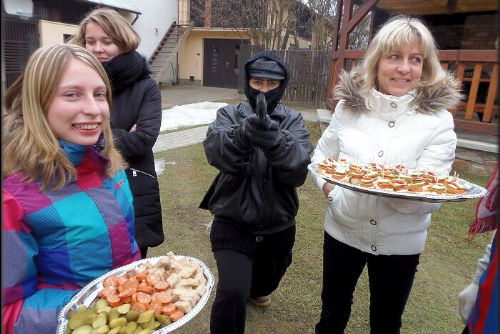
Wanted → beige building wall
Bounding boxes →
[178,29,251,85]
[39,20,79,46]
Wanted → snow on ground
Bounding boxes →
[155,102,226,173]
[160,101,228,131]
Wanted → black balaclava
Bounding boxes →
[244,51,289,113]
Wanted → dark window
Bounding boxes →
[211,46,219,73]
[190,0,204,27]
[63,34,73,42]
[34,0,97,24]
[234,44,240,69]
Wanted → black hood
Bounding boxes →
[244,51,290,113]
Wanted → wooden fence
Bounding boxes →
[239,45,333,108]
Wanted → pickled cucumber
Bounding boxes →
[125,311,139,322]
[136,310,155,324]
[67,297,173,333]
[68,311,97,330]
[72,325,93,334]
[109,317,127,328]
[136,329,153,334]
[116,304,131,314]
[92,324,110,334]
[92,313,108,328]
[107,308,120,322]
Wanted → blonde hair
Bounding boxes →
[2,44,125,191]
[69,8,140,53]
[358,16,446,96]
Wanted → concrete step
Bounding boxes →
[317,108,332,123]
[457,138,497,153]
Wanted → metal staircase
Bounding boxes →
[149,22,193,83]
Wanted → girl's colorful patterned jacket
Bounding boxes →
[2,140,140,334]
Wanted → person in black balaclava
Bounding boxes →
[200,51,313,334]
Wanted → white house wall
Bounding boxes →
[36,1,177,58]
[133,0,178,59]
[3,0,33,16]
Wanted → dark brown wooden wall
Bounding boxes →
[2,16,40,88]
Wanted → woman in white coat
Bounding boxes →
[312,16,461,333]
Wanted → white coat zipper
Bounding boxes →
[129,168,156,179]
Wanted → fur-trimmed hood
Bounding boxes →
[334,68,462,115]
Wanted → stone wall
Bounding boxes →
[461,13,498,50]
[429,12,497,50]
[454,147,498,177]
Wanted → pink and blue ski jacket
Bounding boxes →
[2,140,141,333]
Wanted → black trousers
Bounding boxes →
[139,246,148,259]
[316,232,420,334]
[210,227,295,334]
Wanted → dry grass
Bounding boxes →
[149,121,492,333]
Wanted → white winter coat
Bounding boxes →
[312,71,460,255]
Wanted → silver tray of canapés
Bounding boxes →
[57,252,214,334]
[309,158,487,203]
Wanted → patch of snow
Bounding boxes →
[160,102,228,131]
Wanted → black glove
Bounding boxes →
[242,114,281,150]
[255,92,267,122]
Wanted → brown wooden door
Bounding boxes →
[203,38,248,88]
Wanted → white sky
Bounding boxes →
[160,101,228,131]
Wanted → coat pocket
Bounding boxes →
[126,168,159,197]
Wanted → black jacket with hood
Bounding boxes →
[200,51,313,238]
[103,51,164,249]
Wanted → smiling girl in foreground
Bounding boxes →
[2,44,140,334]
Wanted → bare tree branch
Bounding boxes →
[191,0,314,50]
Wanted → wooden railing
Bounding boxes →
[327,49,499,136]
[439,50,498,135]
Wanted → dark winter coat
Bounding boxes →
[103,51,164,248]
[200,52,313,235]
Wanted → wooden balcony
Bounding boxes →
[326,49,498,136]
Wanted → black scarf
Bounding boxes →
[246,85,284,113]
[102,51,151,96]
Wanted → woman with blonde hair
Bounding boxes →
[312,16,461,333]
[2,43,140,334]
[70,8,164,258]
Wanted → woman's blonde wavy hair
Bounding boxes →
[2,43,125,191]
[68,8,140,53]
[357,16,447,96]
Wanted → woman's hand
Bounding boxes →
[129,124,137,132]
[323,183,335,198]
